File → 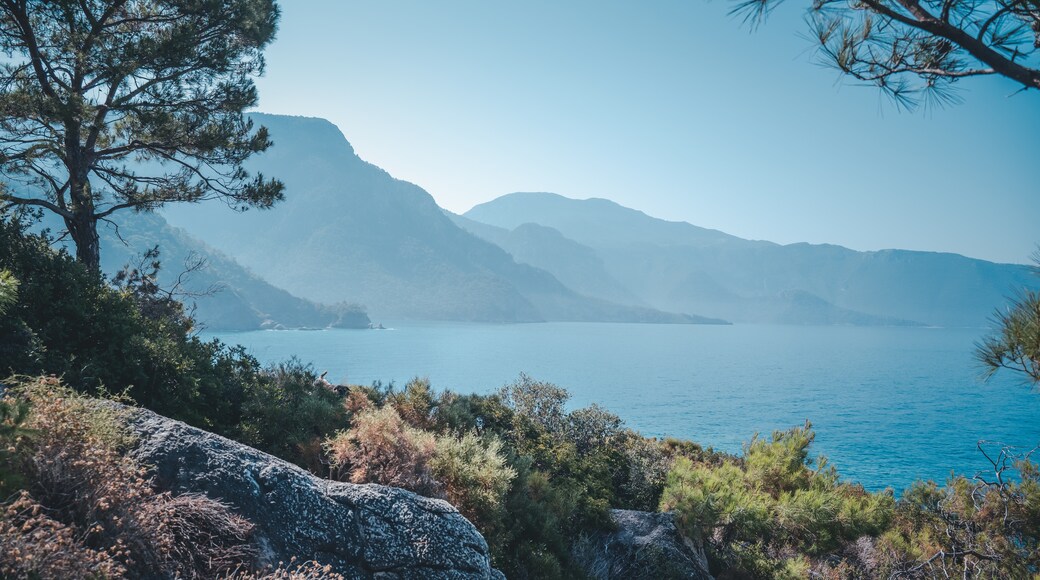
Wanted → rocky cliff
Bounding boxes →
[120,405,503,579]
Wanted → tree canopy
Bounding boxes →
[735,0,1040,107]
[977,251,1040,385]
[0,0,284,269]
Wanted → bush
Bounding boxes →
[874,444,1040,578]
[0,215,253,430]
[4,377,259,578]
[0,269,17,314]
[497,373,570,437]
[236,359,345,464]
[323,406,438,495]
[660,422,895,577]
[431,431,516,528]
[0,394,30,496]
[0,491,127,578]
[616,434,673,512]
[387,377,437,429]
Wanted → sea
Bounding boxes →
[202,323,1040,493]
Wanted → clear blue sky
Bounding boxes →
[253,0,1039,264]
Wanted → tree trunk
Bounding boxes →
[65,133,101,272]
[66,212,100,272]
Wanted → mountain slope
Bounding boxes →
[97,212,370,331]
[447,213,641,306]
[465,193,1033,327]
[30,207,369,331]
[162,115,722,324]
[467,191,741,249]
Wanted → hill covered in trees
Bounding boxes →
[30,210,370,331]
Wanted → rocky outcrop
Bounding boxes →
[120,406,502,579]
[574,509,713,580]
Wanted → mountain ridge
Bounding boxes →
[462,192,1033,327]
[161,114,726,325]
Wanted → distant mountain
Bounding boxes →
[464,192,1034,327]
[96,212,370,331]
[446,213,641,306]
[162,115,724,325]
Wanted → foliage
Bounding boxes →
[430,375,674,578]
[0,216,347,469]
[498,372,570,436]
[876,443,1040,578]
[324,405,439,495]
[316,375,692,578]
[0,269,16,315]
[0,490,128,578]
[617,434,674,512]
[566,403,624,455]
[2,377,258,578]
[734,0,1040,108]
[977,251,1040,385]
[0,0,284,269]
[0,213,243,425]
[386,376,437,429]
[660,422,895,577]
[0,394,30,496]
[235,359,345,465]
[431,431,516,530]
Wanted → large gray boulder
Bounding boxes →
[574,509,713,579]
[121,406,503,579]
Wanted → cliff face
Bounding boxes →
[120,405,503,579]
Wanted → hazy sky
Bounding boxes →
[254,0,1039,264]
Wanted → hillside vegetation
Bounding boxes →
[1,215,1038,578]
[32,209,370,331]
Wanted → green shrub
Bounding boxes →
[0,269,16,315]
[0,394,30,496]
[387,377,437,429]
[431,431,516,529]
[875,446,1040,578]
[236,359,345,464]
[660,422,895,578]
[616,434,673,512]
[0,215,247,429]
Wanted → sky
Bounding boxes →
[253,0,1039,264]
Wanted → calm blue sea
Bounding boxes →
[203,323,1040,492]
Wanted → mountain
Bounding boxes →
[161,115,724,325]
[463,192,1034,327]
[446,213,641,306]
[96,212,370,331]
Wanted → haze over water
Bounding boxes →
[206,322,1040,493]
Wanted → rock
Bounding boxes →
[574,509,713,579]
[120,405,503,579]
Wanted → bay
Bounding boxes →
[203,323,1040,492]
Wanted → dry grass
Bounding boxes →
[0,376,260,578]
[226,557,347,579]
[0,490,127,578]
